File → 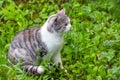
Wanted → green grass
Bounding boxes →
[0,0,120,80]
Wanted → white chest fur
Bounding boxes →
[40,24,63,55]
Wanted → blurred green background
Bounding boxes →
[0,0,120,80]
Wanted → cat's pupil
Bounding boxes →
[65,23,67,26]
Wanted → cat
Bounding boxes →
[8,9,71,75]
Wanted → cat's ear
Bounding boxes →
[57,8,65,15]
[48,15,57,26]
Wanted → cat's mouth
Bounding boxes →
[64,24,71,32]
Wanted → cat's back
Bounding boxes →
[12,28,40,44]
[13,28,39,41]
[8,28,40,54]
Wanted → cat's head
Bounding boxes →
[47,9,71,33]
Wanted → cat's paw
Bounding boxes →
[37,66,44,74]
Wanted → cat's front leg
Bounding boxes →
[52,53,68,73]
[52,53,64,69]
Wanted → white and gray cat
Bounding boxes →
[8,9,71,75]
